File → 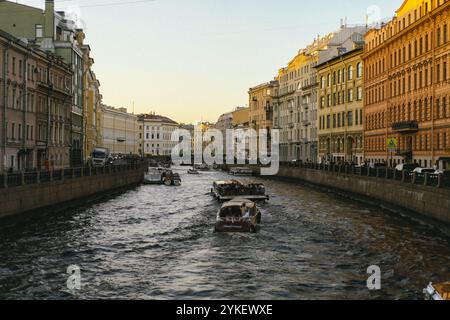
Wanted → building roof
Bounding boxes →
[139,114,178,125]
[0,29,29,47]
[317,25,367,65]
[315,47,363,69]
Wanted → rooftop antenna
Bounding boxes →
[132,101,135,114]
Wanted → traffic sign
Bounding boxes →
[387,137,398,153]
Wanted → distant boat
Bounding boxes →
[214,198,261,233]
[194,164,211,171]
[187,168,200,175]
[143,167,166,184]
[229,167,253,176]
[162,170,182,186]
[143,167,181,186]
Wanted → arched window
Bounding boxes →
[357,62,363,78]
[348,65,354,80]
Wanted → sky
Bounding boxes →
[15,0,402,124]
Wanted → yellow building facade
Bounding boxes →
[248,81,278,132]
[79,32,103,161]
[232,107,250,128]
[317,48,365,164]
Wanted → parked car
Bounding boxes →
[395,163,420,172]
[412,168,436,174]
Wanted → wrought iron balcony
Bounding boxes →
[392,121,418,133]
[396,149,413,158]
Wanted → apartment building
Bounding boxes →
[316,26,367,164]
[364,0,450,169]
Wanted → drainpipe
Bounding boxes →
[2,42,10,172]
[22,53,29,171]
[46,59,52,167]
[429,14,436,167]
[326,62,335,162]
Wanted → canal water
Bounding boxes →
[0,167,449,300]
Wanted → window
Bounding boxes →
[35,24,43,38]
[348,89,353,102]
[437,27,441,46]
[444,62,447,82]
[357,63,363,78]
[347,111,353,127]
[437,64,441,82]
[357,87,363,101]
[445,24,448,43]
[348,65,353,80]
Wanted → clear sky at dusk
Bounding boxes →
[17,0,402,123]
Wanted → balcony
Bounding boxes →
[302,120,311,126]
[392,121,418,133]
[396,149,413,158]
[288,123,294,129]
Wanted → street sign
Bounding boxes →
[387,137,398,153]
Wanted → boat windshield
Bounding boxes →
[219,206,243,218]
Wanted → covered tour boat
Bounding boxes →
[211,180,269,202]
[424,282,450,300]
[215,198,261,233]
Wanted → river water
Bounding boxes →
[0,167,449,300]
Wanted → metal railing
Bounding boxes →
[279,161,450,189]
[0,162,145,189]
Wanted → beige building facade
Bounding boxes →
[102,105,138,155]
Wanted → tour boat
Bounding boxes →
[187,168,200,175]
[214,198,261,233]
[424,282,450,300]
[162,170,182,186]
[229,167,253,176]
[211,180,269,202]
[143,167,166,184]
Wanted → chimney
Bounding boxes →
[44,0,55,39]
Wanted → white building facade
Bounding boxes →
[139,114,179,157]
